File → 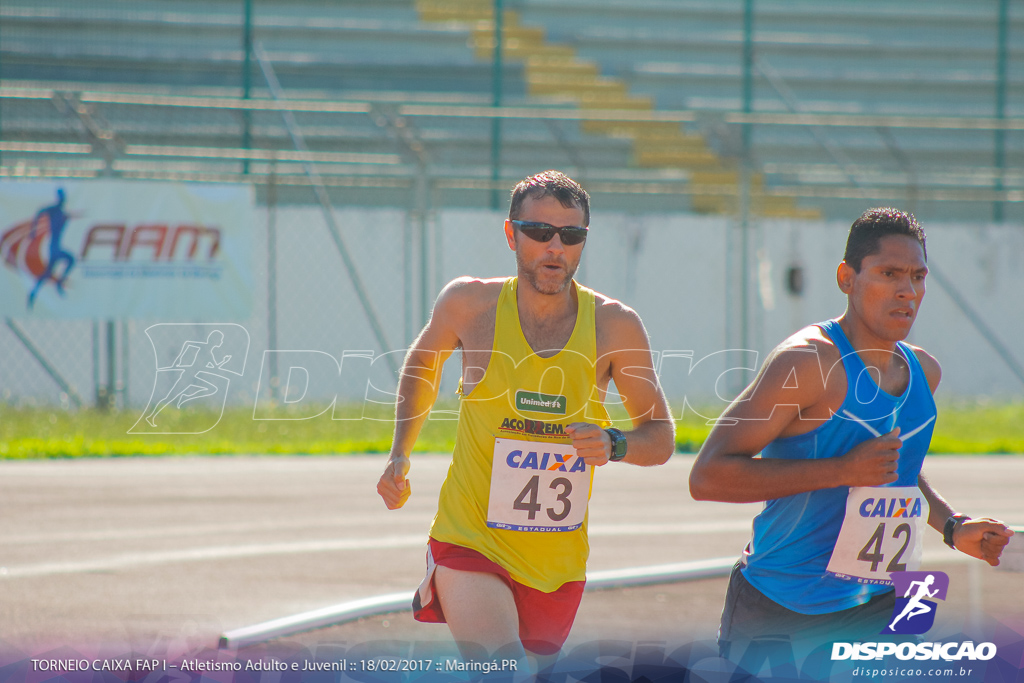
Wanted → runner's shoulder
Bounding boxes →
[434,277,505,318]
[756,325,838,402]
[770,323,839,367]
[592,291,648,344]
[904,343,941,392]
[592,290,643,327]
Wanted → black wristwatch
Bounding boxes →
[943,513,970,549]
[605,427,627,462]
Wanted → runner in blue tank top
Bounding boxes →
[689,208,1014,661]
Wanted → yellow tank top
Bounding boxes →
[429,277,611,592]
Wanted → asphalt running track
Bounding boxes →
[1,454,1022,660]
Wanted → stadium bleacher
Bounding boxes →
[508,0,1023,219]
[1,0,1021,220]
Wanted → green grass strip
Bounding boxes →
[2,402,1022,459]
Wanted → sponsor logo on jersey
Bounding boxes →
[515,390,567,415]
[504,449,587,472]
[499,416,567,437]
[859,496,924,519]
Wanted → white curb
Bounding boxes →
[218,556,739,649]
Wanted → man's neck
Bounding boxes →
[515,278,579,356]
[837,312,903,371]
[515,277,578,322]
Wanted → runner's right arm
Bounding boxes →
[376,281,466,510]
[688,342,903,503]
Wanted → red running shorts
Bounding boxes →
[412,537,585,655]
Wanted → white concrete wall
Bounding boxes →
[4,207,1022,406]
[433,210,1024,404]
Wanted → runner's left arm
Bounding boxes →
[918,474,1013,567]
[568,304,674,467]
[912,346,1014,566]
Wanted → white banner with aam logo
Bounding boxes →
[0,180,253,319]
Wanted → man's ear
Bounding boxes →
[504,219,516,251]
[837,261,856,294]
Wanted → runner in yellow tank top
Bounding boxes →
[430,276,608,592]
[376,171,675,668]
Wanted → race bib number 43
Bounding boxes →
[486,438,590,532]
[826,486,929,585]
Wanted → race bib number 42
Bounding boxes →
[826,486,929,585]
[486,438,590,532]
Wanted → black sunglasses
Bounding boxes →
[510,220,589,246]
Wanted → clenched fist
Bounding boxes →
[377,455,411,509]
[566,423,612,467]
[838,427,902,487]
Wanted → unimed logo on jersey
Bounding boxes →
[515,390,567,415]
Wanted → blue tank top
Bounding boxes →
[740,319,937,614]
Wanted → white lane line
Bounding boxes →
[0,534,428,579]
[0,520,754,579]
[0,515,432,545]
[589,520,753,536]
[0,518,753,546]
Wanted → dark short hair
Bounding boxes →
[508,170,590,227]
[843,207,926,272]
